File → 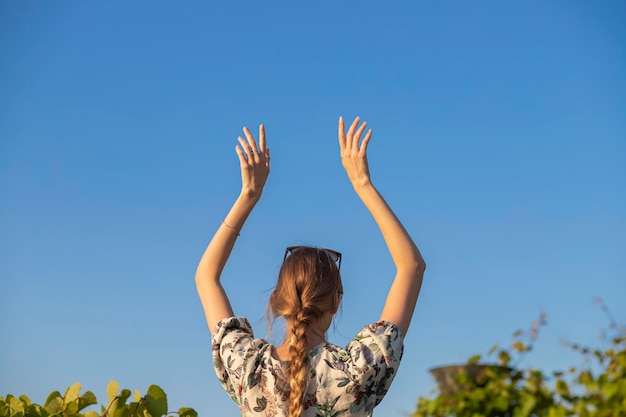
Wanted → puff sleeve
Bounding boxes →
[346,321,404,407]
[212,317,259,406]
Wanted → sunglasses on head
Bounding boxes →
[284,246,342,271]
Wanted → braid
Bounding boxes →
[288,307,315,417]
[268,247,343,417]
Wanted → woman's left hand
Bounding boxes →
[338,116,372,188]
[236,124,270,200]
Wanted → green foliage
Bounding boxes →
[0,381,196,417]
[413,301,626,417]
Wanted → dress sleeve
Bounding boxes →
[346,321,405,406]
[212,316,258,406]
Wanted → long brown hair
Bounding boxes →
[267,247,343,417]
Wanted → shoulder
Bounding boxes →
[212,316,278,377]
[212,317,272,357]
[350,321,404,351]
[213,316,253,336]
[345,321,405,375]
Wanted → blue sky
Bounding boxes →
[1,1,624,416]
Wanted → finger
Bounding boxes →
[259,124,266,152]
[242,129,260,162]
[354,121,368,147]
[237,136,252,161]
[360,129,373,155]
[347,116,360,149]
[338,116,346,149]
[235,144,247,164]
[243,126,260,154]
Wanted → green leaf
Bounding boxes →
[18,396,30,407]
[44,392,61,408]
[112,404,129,417]
[601,382,618,400]
[26,403,46,417]
[498,350,512,366]
[9,397,25,415]
[144,385,167,417]
[107,381,120,402]
[178,408,198,417]
[78,391,97,411]
[84,411,99,417]
[65,401,78,415]
[512,341,526,352]
[487,344,499,356]
[578,370,593,386]
[548,405,568,417]
[43,397,63,415]
[513,395,536,417]
[555,380,570,397]
[64,383,81,404]
[117,389,131,407]
[492,395,510,411]
[107,396,119,417]
[133,390,141,403]
[127,402,144,417]
[467,354,481,365]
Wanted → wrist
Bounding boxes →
[238,189,262,204]
[351,178,373,192]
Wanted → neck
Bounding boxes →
[306,328,326,347]
[274,321,329,361]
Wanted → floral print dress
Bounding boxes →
[212,317,404,417]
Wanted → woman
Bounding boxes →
[196,116,425,416]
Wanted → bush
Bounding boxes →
[412,300,626,417]
[0,381,197,417]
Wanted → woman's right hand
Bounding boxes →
[236,124,270,200]
[338,116,373,188]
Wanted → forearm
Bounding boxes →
[353,181,424,272]
[195,193,259,284]
[195,193,260,331]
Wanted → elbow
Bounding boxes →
[409,247,426,274]
[410,247,426,276]
[195,271,212,288]
[400,258,425,278]
[195,270,222,289]
[194,268,203,284]
[194,273,204,293]
[413,255,426,276]
[416,259,426,277]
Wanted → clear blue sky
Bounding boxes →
[1,1,624,416]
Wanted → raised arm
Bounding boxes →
[195,125,270,334]
[338,116,425,336]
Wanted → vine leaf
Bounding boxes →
[78,391,97,411]
[179,407,198,417]
[107,381,120,402]
[145,385,167,417]
[64,382,82,404]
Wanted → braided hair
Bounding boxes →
[267,247,343,417]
